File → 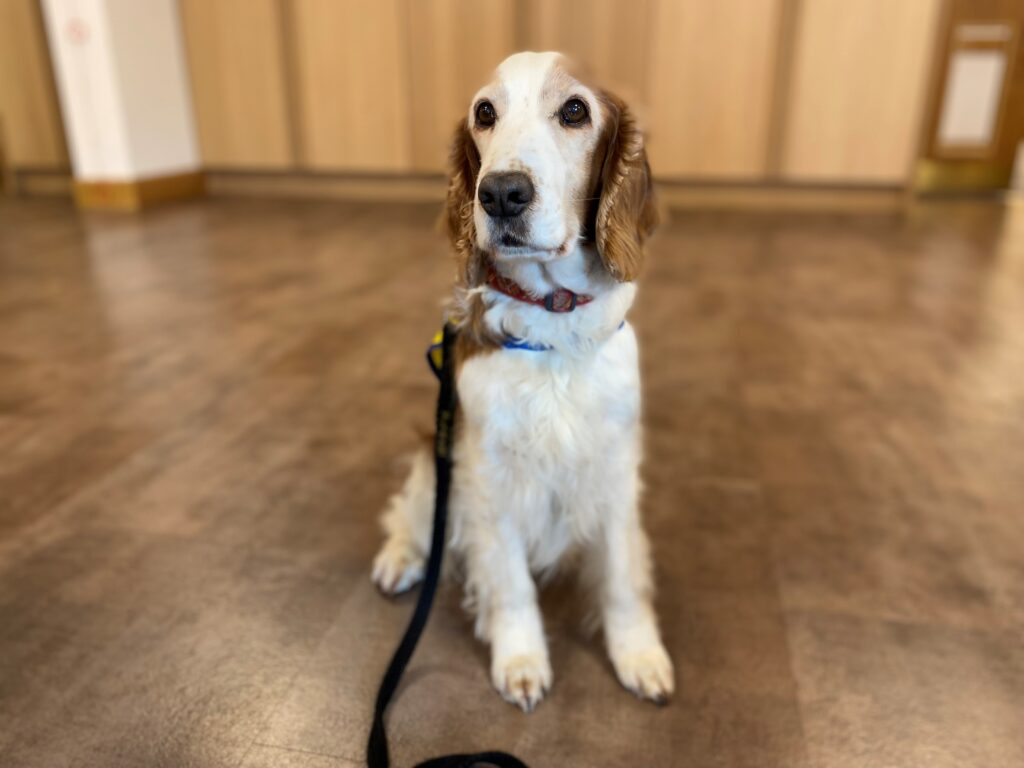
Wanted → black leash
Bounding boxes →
[367,323,530,768]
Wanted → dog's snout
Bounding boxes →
[478,172,534,219]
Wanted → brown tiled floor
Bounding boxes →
[1,196,1022,767]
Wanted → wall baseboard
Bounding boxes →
[7,167,913,213]
[6,168,72,196]
[73,171,205,211]
[656,182,907,212]
[207,170,909,212]
[205,170,447,203]
[914,159,1013,194]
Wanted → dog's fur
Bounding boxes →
[372,52,672,711]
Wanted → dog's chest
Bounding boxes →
[458,327,640,469]
[455,327,640,562]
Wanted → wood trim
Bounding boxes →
[513,0,529,50]
[276,0,304,166]
[913,157,1013,192]
[765,0,801,178]
[73,172,205,211]
[907,0,954,204]
[205,170,445,202]
[204,169,909,212]
[0,119,8,194]
[7,167,72,196]
[657,183,907,213]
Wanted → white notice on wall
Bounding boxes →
[937,48,1007,150]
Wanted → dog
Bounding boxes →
[372,51,672,712]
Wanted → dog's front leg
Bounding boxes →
[466,514,551,713]
[589,473,674,704]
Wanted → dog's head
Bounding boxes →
[445,51,657,284]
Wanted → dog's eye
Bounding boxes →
[560,98,589,127]
[475,100,497,128]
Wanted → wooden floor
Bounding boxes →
[1,196,1023,767]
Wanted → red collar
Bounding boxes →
[486,264,594,313]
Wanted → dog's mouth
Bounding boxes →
[489,239,571,260]
[485,226,572,259]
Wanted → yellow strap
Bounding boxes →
[427,329,445,374]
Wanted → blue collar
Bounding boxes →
[502,337,552,352]
[427,322,626,380]
[501,320,627,353]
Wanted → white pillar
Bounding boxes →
[40,0,201,209]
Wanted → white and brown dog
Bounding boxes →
[372,51,672,712]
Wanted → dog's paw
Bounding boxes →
[371,541,425,596]
[611,643,674,705]
[491,652,552,713]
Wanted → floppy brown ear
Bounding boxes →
[595,94,658,282]
[443,118,482,284]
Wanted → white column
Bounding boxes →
[40,0,199,188]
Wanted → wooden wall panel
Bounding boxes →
[646,0,783,179]
[291,0,410,172]
[404,0,517,173]
[781,0,943,183]
[179,0,293,168]
[157,0,948,189]
[523,0,652,103]
[0,0,67,168]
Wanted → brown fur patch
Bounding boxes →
[443,118,482,285]
[593,93,659,283]
[442,119,502,361]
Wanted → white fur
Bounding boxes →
[470,52,606,260]
[373,52,672,711]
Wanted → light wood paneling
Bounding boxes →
[0,0,67,168]
[160,0,948,187]
[523,0,653,103]
[404,0,517,173]
[179,0,293,169]
[647,0,783,179]
[782,0,943,183]
[291,0,411,172]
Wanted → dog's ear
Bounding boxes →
[594,93,658,283]
[443,118,482,283]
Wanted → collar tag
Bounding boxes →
[544,290,578,313]
[486,264,593,313]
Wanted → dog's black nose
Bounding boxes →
[478,172,534,218]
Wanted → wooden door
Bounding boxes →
[916,0,1024,192]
